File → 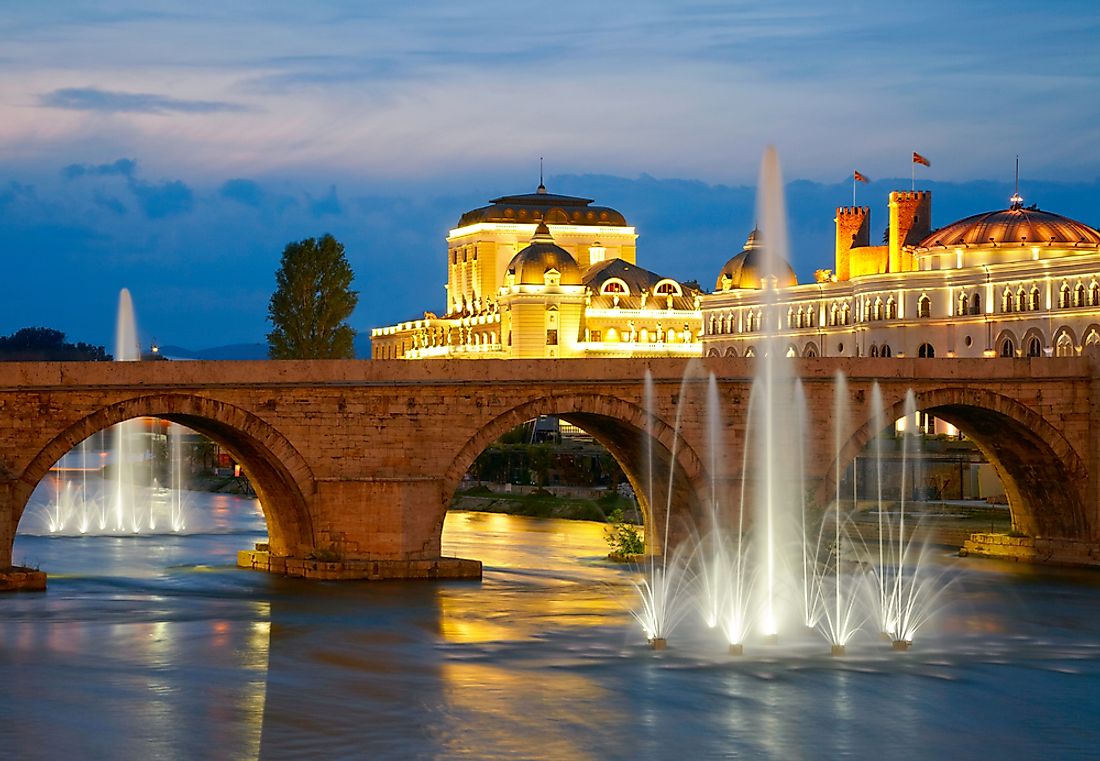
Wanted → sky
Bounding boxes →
[1,1,1098,352]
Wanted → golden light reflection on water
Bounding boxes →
[437,511,637,644]
[437,661,625,761]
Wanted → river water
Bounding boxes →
[4,492,1100,760]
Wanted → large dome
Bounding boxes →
[916,206,1100,250]
[506,223,583,286]
[457,184,628,228]
[715,229,798,290]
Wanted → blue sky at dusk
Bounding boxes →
[2,1,1098,352]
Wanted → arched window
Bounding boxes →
[957,293,968,316]
[1030,287,1041,311]
[881,344,892,358]
[829,304,839,327]
[601,279,627,295]
[873,298,883,321]
[870,344,880,357]
[1016,288,1026,312]
[787,307,796,329]
[886,298,897,320]
[1002,288,1014,313]
[1060,284,1072,308]
[805,308,816,328]
[654,280,682,296]
[918,343,935,358]
[1027,336,1042,357]
[709,316,717,335]
[1091,283,1100,307]
[804,344,818,358]
[1075,283,1087,307]
[1056,332,1075,357]
[1000,338,1015,357]
[917,295,931,318]
[745,347,756,357]
[842,304,851,325]
[746,311,756,332]
[971,292,982,315]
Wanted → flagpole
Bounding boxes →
[911,159,915,192]
[852,174,856,206]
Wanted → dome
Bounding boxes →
[916,205,1100,250]
[506,223,583,286]
[457,185,628,228]
[715,229,798,290]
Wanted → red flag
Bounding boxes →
[853,170,870,184]
[912,151,931,167]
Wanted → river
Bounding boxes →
[3,491,1100,760]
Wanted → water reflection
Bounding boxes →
[4,504,1100,760]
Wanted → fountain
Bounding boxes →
[630,147,953,655]
[33,289,190,535]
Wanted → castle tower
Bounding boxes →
[889,191,931,273]
[834,206,870,281]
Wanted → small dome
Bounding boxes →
[916,206,1100,250]
[715,229,798,290]
[507,223,583,285]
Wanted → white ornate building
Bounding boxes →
[701,190,1100,361]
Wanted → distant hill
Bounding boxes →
[158,339,375,360]
[158,343,269,360]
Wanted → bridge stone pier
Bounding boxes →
[1,356,1099,585]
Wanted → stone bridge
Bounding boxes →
[1,357,1097,581]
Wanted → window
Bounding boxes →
[1092,283,1100,307]
[590,330,602,343]
[1002,289,1014,313]
[655,281,681,296]
[804,345,818,357]
[886,298,897,320]
[842,304,851,325]
[957,294,968,316]
[873,299,883,321]
[1060,284,1072,308]
[971,292,982,315]
[881,344,892,358]
[601,280,626,295]
[546,329,558,346]
[806,309,816,327]
[917,295,931,318]
[1027,337,1042,357]
[918,343,935,358]
[829,304,839,327]
[1030,287,1041,311]
[1076,283,1087,307]
[870,345,879,357]
[1016,289,1026,312]
[1056,333,1075,357]
[1000,339,1015,357]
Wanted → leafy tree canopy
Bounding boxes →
[0,327,110,361]
[266,234,359,359]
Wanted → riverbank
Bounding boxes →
[450,484,636,522]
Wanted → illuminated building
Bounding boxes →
[371,182,703,358]
[701,190,1100,363]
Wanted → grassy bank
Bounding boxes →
[450,485,637,522]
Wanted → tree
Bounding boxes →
[267,234,358,359]
[0,327,110,361]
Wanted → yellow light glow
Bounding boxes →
[448,222,636,239]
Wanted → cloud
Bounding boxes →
[62,158,137,180]
[308,186,342,217]
[220,179,264,207]
[40,87,247,115]
[129,179,193,218]
[93,192,127,215]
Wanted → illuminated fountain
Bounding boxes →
[36,288,189,535]
[631,148,952,655]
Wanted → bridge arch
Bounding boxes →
[821,386,1088,539]
[13,393,315,558]
[440,393,708,554]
